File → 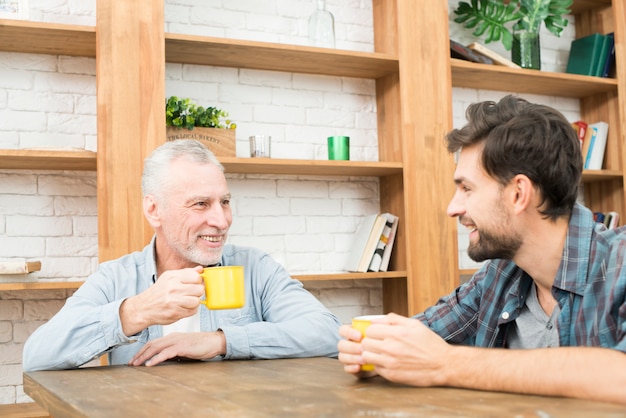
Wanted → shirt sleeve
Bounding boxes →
[414,267,487,345]
[22,266,145,371]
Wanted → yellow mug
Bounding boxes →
[352,314,386,371]
[200,266,245,310]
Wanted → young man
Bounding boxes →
[24,139,341,371]
[337,95,626,405]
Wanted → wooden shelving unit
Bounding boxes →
[2,0,624,316]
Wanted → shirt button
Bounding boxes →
[501,312,509,320]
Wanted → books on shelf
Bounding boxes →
[584,121,609,170]
[450,39,493,65]
[379,214,399,272]
[566,32,615,78]
[346,213,399,273]
[368,213,399,272]
[345,214,386,273]
[466,42,521,69]
[593,211,620,229]
[572,120,587,149]
[574,119,609,170]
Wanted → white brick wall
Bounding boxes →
[0,0,381,405]
[0,0,582,405]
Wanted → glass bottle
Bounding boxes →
[308,0,335,48]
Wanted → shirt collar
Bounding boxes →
[148,236,223,283]
[552,203,594,296]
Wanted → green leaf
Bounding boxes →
[453,0,521,49]
[453,0,570,50]
[165,96,235,130]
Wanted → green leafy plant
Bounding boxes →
[453,0,572,50]
[165,96,236,130]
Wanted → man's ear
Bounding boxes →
[143,194,161,228]
[510,174,534,215]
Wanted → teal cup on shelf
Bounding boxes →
[327,136,349,160]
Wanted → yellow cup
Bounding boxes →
[200,266,245,310]
[352,314,386,371]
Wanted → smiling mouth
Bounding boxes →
[200,235,222,243]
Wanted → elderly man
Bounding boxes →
[24,139,340,370]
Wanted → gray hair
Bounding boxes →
[142,139,224,197]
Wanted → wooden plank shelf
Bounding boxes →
[0,19,95,57]
[0,149,97,171]
[0,271,407,291]
[165,33,399,79]
[219,157,403,176]
[295,271,407,281]
[451,58,618,98]
[0,20,398,80]
[571,0,612,13]
[582,170,624,182]
[0,150,403,177]
[0,281,83,291]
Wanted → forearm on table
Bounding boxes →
[443,345,626,405]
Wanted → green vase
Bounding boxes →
[512,30,541,70]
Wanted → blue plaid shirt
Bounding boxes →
[415,203,626,352]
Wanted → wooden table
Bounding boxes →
[24,357,626,417]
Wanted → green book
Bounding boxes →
[594,34,613,76]
[566,33,605,76]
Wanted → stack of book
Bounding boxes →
[345,213,399,273]
[0,259,41,282]
[450,39,521,68]
[566,32,615,78]
[593,211,620,229]
[572,120,609,170]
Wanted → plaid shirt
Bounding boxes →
[415,203,626,352]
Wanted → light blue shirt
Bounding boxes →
[23,238,341,371]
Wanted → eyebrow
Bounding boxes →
[185,193,231,204]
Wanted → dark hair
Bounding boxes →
[445,95,582,220]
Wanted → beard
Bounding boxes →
[162,224,226,267]
[183,242,224,266]
[467,226,522,262]
[464,197,522,262]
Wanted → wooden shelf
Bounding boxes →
[582,170,624,182]
[0,149,96,171]
[0,20,398,80]
[0,281,83,291]
[0,150,402,176]
[0,19,95,57]
[165,33,399,79]
[451,58,618,98]
[295,271,407,281]
[0,271,407,291]
[571,0,612,14]
[6,150,612,180]
[219,157,403,176]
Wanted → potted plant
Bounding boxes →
[453,0,572,70]
[165,96,237,157]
